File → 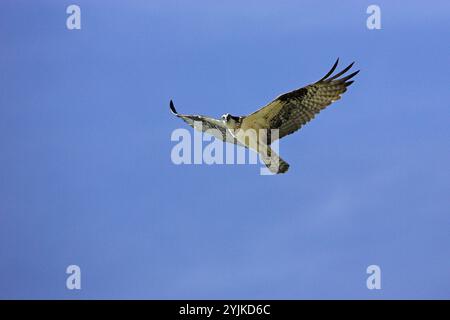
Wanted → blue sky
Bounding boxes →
[0,0,449,299]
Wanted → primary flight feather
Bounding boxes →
[170,58,359,174]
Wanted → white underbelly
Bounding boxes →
[233,128,270,154]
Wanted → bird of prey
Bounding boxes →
[170,58,359,174]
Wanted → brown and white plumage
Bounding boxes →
[243,59,359,141]
[170,101,244,146]
[170,58,359,174]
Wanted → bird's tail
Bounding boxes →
[258,144,289,174]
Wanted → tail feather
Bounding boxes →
[259,145,290,174]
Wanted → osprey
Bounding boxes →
[170,59,359,174]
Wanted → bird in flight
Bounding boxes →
[170,59,359,174]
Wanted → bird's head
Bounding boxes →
[221,113,241,129]
[221,113,231,123]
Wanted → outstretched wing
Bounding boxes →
[169,100,242,146]
[243,59,359,141]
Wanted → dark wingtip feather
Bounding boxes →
[317,58,340,82]
[344,80,354,87]
[327,62,355,81]
[169,100,178,115]
[339,69,360,82]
